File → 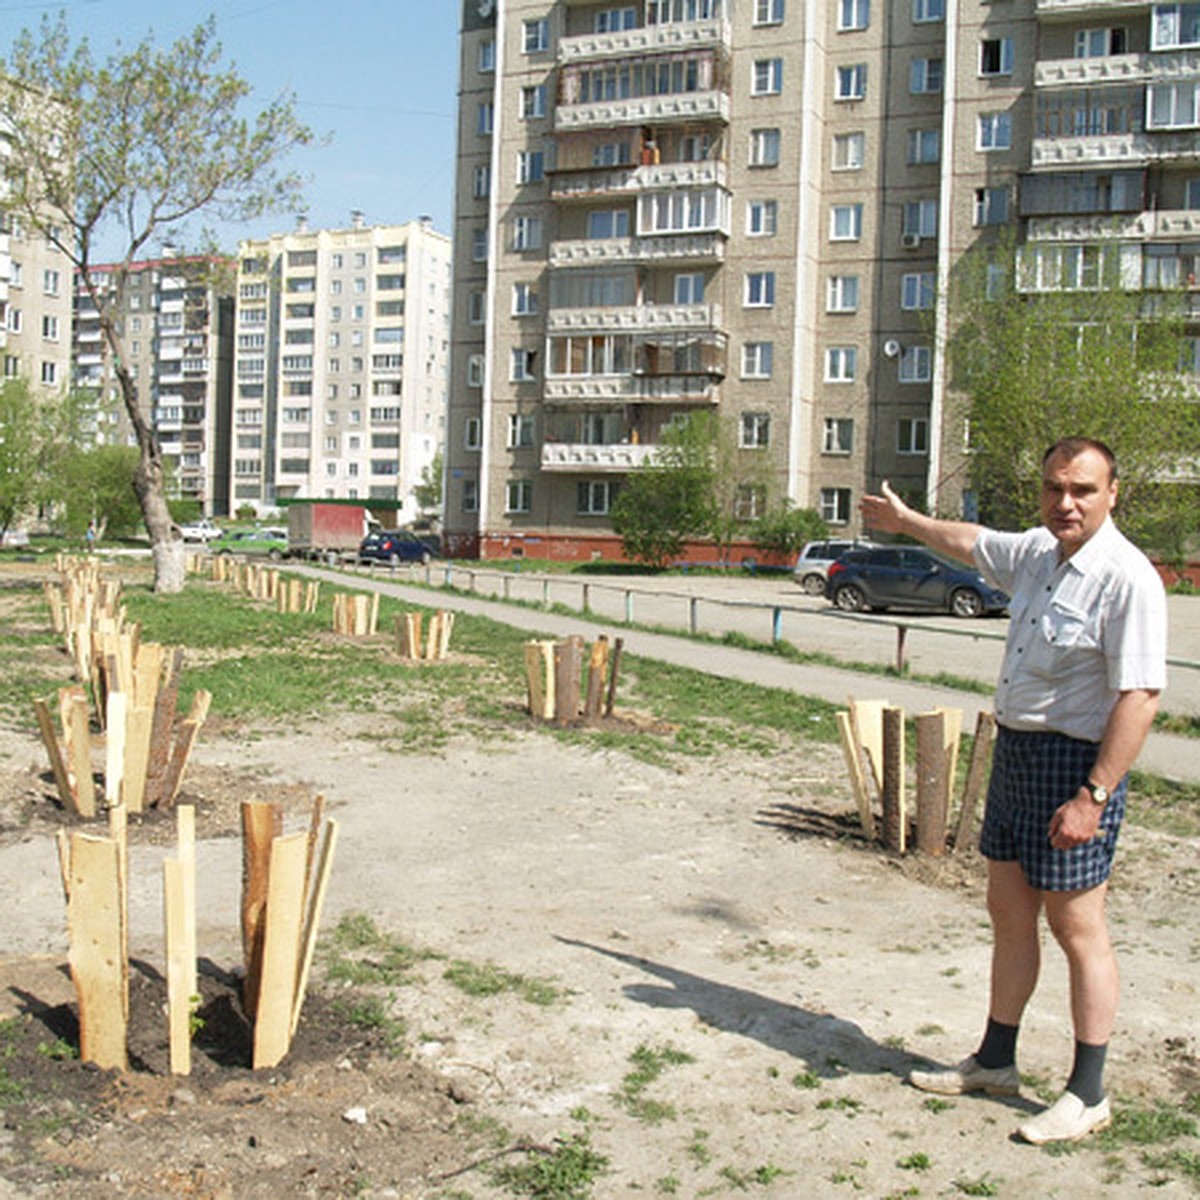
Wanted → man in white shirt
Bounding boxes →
[860,437,1167,1145]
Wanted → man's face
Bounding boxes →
[1040,447,1117,557]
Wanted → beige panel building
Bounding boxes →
[232,215,451,521]
[447,0,1197,560]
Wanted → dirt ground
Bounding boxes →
[0,570,1198,1199]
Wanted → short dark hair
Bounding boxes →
[1042,437,1118,482]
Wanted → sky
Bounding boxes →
[1,0,462,258]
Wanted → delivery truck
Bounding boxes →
[286,503,377,561]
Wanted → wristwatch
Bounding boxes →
[1084,779,1110,806]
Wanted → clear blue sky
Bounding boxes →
[2,0,461,256]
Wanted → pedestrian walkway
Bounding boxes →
[291,563,1200,785]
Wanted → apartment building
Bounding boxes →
[447,0,1200,560]
[73,256,235,515]
[231,215,452,521]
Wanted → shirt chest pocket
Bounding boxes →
[1027,600,1101,676]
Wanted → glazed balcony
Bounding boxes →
[558,17,730,66]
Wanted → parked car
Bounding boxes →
[825,546,1009,618]
[793,539,876,595]
[358,529,436,566]
[210,527,289,560]
[179,518,222,543]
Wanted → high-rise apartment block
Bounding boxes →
[73,256,235,513]
[232,215,452,519]
[446,0,1200,560]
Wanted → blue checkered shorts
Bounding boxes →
[979,726,1127,892]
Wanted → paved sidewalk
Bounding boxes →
[291,563,1200,785]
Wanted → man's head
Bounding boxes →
[1039,437,1118,557]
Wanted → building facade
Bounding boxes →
[447,0,1200,561]
[231,215,452,521]
[73,256,235,515]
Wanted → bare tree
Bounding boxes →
[2,16,313,590]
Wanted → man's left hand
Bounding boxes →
[1048,791,1102,849]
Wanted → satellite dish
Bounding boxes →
[883,338,902,359]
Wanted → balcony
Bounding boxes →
[544,371,720,405]
[541,441,659,472]
[550,159,726,201]
[550,232,725,267]
[1035,0,1149,15]
[1027,208,1200,241]
[1035,50,1200,89]
[558,17,730,65]
[556,90,729,132]
[547,301,721,333]
[1031,130,1200,168]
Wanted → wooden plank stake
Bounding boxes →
[291,818,339,1039]
[837,711,876,840]
[953,712,997,853]
[881,706,906,853]
[178,804,197,1001]
[163,857,191,1075]
[915,711,949,856]
[438,611,455,658]
[67,832,127,1070]
[122,704,154,813]
[66,693,95,818]
[241,801,283,1020]
[584,637,609,720]
[524,640,555,720]
[553,636,584,724]
[604,637,624,717]
[145,647,185,808]
[33,698,77,812]
[848,698,888,797]
[253,831,308,1069]
[105,691,127,808]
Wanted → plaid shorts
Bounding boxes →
[979,726,1127,892]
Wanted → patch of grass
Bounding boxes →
[36,1038,77,1061]
[922,1097,955,1114]
[1095,1097,1198,1148]
[686,1128,712,1168]
[1126,772,1200,838]
[816,1096,864,1115]
[324,912,445,988]
[617,1043,696,1124]
[655,1174,681,1194]
[1141,1147,1200,1186]
[332,994,406,1055]
[488,1131,609,1199]
[792,1070,821,1090]
[717,1163,791,1190]
[897,1151,931,1171]
[952,1174,1001,1197]
[0,1017,26,1102]
[443,959,566,1006]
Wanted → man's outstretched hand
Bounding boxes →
[860,480,910,535]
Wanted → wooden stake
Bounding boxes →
[881,706,906,853]
[953,712,996,853]
[66,692,95,818]
[163,857,191,1075]
[837,711,876,840]
[105,691,127,808]
[848,698,888,797]
[553,636,584,724]
[524,640,555,720]
[33,698,77,812]
[604,637,624,717]
[584,637,609,720]
[915,711,949,856]
[291,819,339,1039]
[253,831,308,1069]
[241,801,283,1019]
[123,704,154,813]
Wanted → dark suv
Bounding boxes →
[825,546,1009,618]
[358,530,436,566]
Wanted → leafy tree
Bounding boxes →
[947,235,1200,557]
[0,379,42,534]
[413,450,443,519]
[61,444,143,539]
[751,502,828,560]
[1,15,312,590]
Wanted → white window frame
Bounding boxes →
[913,0,944,22]
[832,131,865,170]
[838,0,869,32]
[907,128,940,164]
[754,0,785,25]
[899,345,933,382]
[517,150,545,184]
[744,271,776,307]
[836,63,867,101]
[512,216,543,251]
[830,203,864,241]
[749,127,781,167]
[674,272,705,304]
[747,199,778,236]
[512,281,539,316]
[822,418,854,455]
[734,483,767,521]
[521,84,547,119]
[523,18,549,53]
[471,228,488,262]
[1075,27,1126,57]
[478,40,495,72]
[1153,5,1200,51]
[507,413,536,449]
[979,37,1015,77]
[467,354,484,387]
[819,487,852,524]
[462,478,479,513]
[901,271,935,311]
[739,412,771,449]
[827,275,860,313]
[903,199,939,238]
[978,111,1013,151]
[974,186,1009,227]
[752,58,783,96]
[510,348,537,382]
[825,346,858,382]
[477,102,494,136]
[742,341,774,378]
[577,479,616,515]
[898,417,929,455]
[472,164,490,198]
[505,479,533,514]
[910,57,944,94]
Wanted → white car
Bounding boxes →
[179,518,222,543]
[793,538,876,595]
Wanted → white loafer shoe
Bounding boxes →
[907,1054,1020,1097]
[1017,1092,1111,1145]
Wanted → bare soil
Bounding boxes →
[0,568,1197,1200]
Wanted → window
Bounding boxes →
[639,189,723,233]
[827,275,860,313]
[980,37,1014,77]
[674,273,705,304]
[838,0,869,31]
[41,361,58,386]
[747,199,778,236]
[901,271,935,310]
[754,0,785,25]
[505,479,532,513]
[978,112,1013,150]
[822,418,854,455]
[825,346,857,382]
[1149,81,1200,129]
[903,199,939,238]
[593,141,632,166]
[577,480,616,515]
[907,128,940,164]
[511,348,537,381]
[910,57,943,93]
[899,345,933,382]
[468,291,486,324]
[473,165,491,198]
[749,128,781,166]
[836,64,867,101]
[523,18,549,53]
[512,216,543,250]
[43,268,60,295]
[830,203,864,241]
[595,7,637,31]
[1154,4,1200,50]
[471,229,488,262]
[478,39,495,72]
[1075,27,1126,57]
[914,0,944,22]
[507,413,536,448]
[898,417,929,455]
[463,479,479,513]
[744,271,776,307]
[41,315,59,341]
[742,341,774,378]
[468,354,485,387]
[513,282,539,315]
[521,84,547,119]
[974,186,1009,226]
[464,417,482,450]
[740,412,771,448]
[517,150,545,183]
[588,209,630,238]
[477,102,494,136]
[7,261,20,287]
[832,131,865,170]
[752,58,783,96]
[820,487,851,524]
[734,484,767,521]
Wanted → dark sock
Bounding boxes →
[1066,1040,1108,1107]
[975,1017,1019,1069]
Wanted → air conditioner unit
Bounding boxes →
[901,232,921,249]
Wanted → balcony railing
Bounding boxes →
[1036,0,1151,14]
[549,232,725,267]
[556,91,729,132]
[1026,208,1200,241]
[1035,50,1200,89]
[558,18,730,65]
[1031,130,1200,168]
[550,159,726,201]
[547,301,721,333]
[544,372,720,405]
[541,442,660,472]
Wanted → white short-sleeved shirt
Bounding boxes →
[973,518,1167,743]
